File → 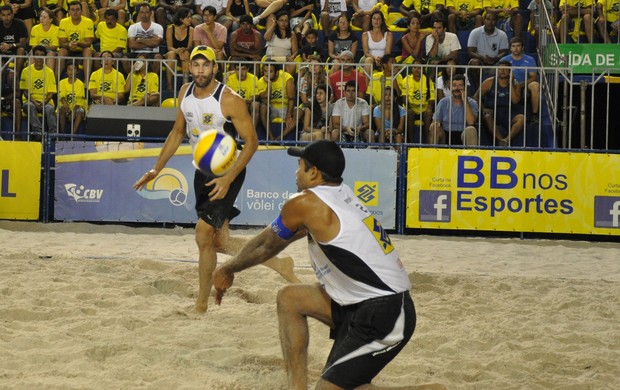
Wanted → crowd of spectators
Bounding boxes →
[0,0,617,144]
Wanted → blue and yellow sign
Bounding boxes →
[406,148,620,235]
[0,141,42,220]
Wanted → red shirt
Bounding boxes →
[329,70,368,100]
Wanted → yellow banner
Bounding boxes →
[406,148,620,235]
[0,141,42,220]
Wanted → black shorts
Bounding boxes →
[193,168,245,229]
[322,291,416,389]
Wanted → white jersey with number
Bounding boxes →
[181,81,236,152]
[307,184,411,306]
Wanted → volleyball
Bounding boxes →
[193,130,237,176]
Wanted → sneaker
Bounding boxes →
[252,16,261,26]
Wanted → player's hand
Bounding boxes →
[207,175,232,201]
[213,265,235,305]
[133,168,158,190]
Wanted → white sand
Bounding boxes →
[0,221,618,389]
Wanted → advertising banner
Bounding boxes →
[55,143,398,228]
[0,141,41,220]
[552,44,620,74]
[406,148,620,235]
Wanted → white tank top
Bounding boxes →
[358,0,376,11]
[180,81,236,152]
[266,35,292,58]
[306,184,411,306]
[366,31,387,57]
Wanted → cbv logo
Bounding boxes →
[594,196,620,228]
[419,190,451,222]
[65,183,104,203]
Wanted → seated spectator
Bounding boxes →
[426,18,460,65]
[329,50,368,100]
[399,0,448,29]
[125,59,160,106]
[474,60,525,146]
[190,13,203,27]
[435,58,470,101]
[98,0,129,26]
[368,54,401,106]
[40,0,67,22]
[299,54,328,106]
[165,7,194,90]
[89,51,126,105]
[289,0,315,41]
[264,11,299,75]
[250,0,287,27]
[257,61,296,140]
[5,0,36,34]
[20,45,58,136]
[447,0,483,33]
[95,8,128,67]
[399,57,435,142]
[58,62,86,135]
[429,74,479,146]
[224,58,261,129]
[59,1,94,82]
[80,0,99,21]
[155,0,193,28]
[229,14,263,61]
[29,9,59,72]
[484,0,522,39]
[527,0,553,47]
[558,0,595,43]
[351,0,381,32]
[467,12,509,83]
[596,0,619,43]
[193,5,227,60]
[373,86,405,143]
[302,83,332,141]
[400,15,428,61]
[299,29,320,62]
[225,0,250,31]
[128,3,164,60]
[361,10,393,68]
[0,5,29,78]
[328,15,358,61]
[500,36,540,124]
[196,0,233,29]
[320,0,347,34]
[0,66,21,137]
[331,80,371,142]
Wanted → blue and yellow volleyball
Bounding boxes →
[193,130,237,176]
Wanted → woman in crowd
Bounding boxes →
[373,86,405,143]
[400,15,427,61]
[299,54,328,106]
[328,15,358,61]
[302,83,332,141]
[165,7,194,90]
[264,11,299,75]
[29,9,59,71]
[361,10,392,68]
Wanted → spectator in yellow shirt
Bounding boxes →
[20,45,58,135]
[29,9,59,71]
[58,62,86,135]
[125,60,160,106]
[59,1,94,82]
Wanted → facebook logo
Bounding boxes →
[419,190,451,222]
[594,196,620,228]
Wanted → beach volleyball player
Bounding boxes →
[133,46,299,313]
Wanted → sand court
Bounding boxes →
[0,221,618,389]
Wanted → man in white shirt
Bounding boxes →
[127,3,164,62]
[426,18,461,65]
[331,80,371,142]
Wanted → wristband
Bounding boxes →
[270,214,297,240]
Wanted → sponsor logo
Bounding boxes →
[354,181,378,206]
[65,183,104,202]
[419,190,451,222]
[594,196,620,228]
[363,215,394,254]
[136,168,189,207]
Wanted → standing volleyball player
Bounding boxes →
[133,46,299,313]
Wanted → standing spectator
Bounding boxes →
[224,58,261,129]
[426,18,461,65]
[558,0,595,43]
[500,36,540,123]
[484,0,522,39]
[127,2,164,65]
[125,59,160,106]
[474,60,525,146]
[320,0,347,34]
[301,83,332,140]
[328,15,358,60]
[89,51,126,105]
[165,7,194,90]
[351,0,382,32]
[5,0,35,34]
[373,86,405,143]
[328,50,368,100]
[0,5,28,78]
[20,45,58,136]
[155,0,194,29]
[264,11,299,75]
[467,12,509,82]
[257,61,296,140]
[400,15,428,60]
[289,0,315,42]
[361,10,393,67]
[428,74,479,145]
[98,0,129,26]
[331,80,371,142]
[58,1,94,82]
[95,8,128,65]
[29,9,59,72]
[58,62,86,135]
[229,14,263,61]
[193,5,227,60]
[447,0,483,33]
[225,0,250,31]
[196,0,233,29]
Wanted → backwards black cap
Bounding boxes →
[287,140,345,182]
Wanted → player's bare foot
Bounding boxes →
[194,299,208,313]
[263,256,300,283]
